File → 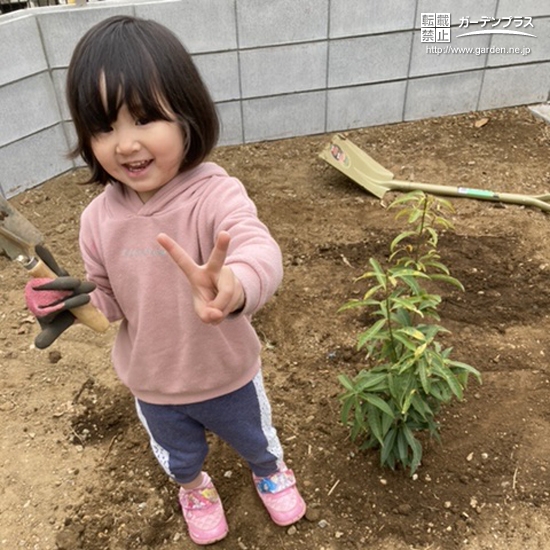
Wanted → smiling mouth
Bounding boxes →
[124,160,152,172]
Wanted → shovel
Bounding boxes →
[319,134,550,213]
[0,194,110,333]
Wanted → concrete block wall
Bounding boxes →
[1,0,549,197]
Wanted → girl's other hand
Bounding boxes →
[157,231,245,324]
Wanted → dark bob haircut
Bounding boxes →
[66,16,219,184]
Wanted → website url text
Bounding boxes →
[426,45,531,56]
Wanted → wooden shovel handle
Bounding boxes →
[26,257,110,333]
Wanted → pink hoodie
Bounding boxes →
[79,163,283,405]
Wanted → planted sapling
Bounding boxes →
[338,191,481,475]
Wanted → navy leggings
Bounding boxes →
[135,371,284,484]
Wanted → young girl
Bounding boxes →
[26,15,306,546]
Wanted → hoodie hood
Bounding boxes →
[103,162,230,218]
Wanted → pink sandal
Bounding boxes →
[253,467,307,526]
[178,473,228,545]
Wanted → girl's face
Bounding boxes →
[90,102,185,202]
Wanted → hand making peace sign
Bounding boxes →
[157,231,245,325]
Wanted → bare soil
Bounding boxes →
[1,106,550,550]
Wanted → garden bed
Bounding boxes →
[1,106,549,549]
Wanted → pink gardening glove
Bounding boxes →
[24,245,96,348]
[25,277,93,317]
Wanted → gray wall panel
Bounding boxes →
[0,0,548,195]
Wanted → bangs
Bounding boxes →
[72,31,174,136]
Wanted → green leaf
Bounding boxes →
[434,196,455,214]
[433,364,464,400]
[392,307,412,327]
[338,300,362,312]
[390,191,424,210]
[387,372,397,401]
[414,342,427,359]
[386,370,415,409]
[430,382,451,402]
[364,394,395,419]
[366,403,384,446]
[411,393,433,421]
[395,355,416,375]
[423,259,449,273]
[407,207,423,225]
[356,371,389,392]
[381,406,395,434]
[362,286,384,302]
[338,296,382,312]
[337,374,356,392]
[403,424,423,474]
[397,429,409,466]
[399,275,426,295]
[392,266,427,279]
[401,389,416,415]
[429,274,465,290]
[391,331,419,352]
[351,397,367,440]
[449,360,482,383]
[380,427,397,466]
[398,326,427,341]
[391,297,423,315]
[357,318,388,350]
[354,270,378,283]
[417,358,431,394]
[368,258,388,288]
[390,231,417,251]
[340,395,355,425]
[425,227,439,247]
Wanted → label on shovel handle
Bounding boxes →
[457,187,499,199]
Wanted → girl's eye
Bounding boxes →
[136,118,152,126]
[95,125,113,135]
